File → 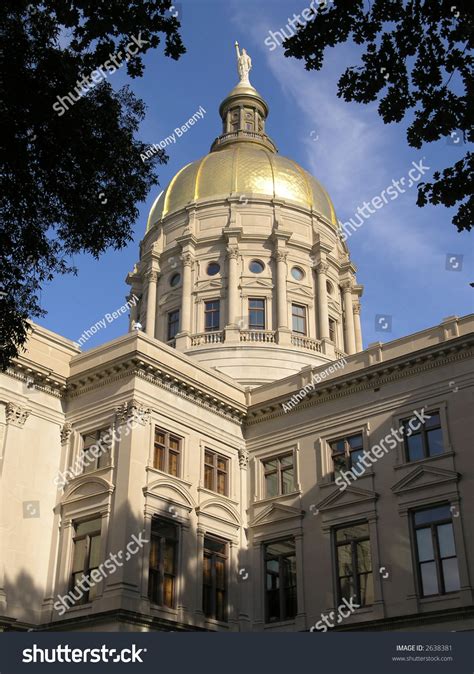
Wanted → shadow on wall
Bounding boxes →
[3,498,244,631]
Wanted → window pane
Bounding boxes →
[153,519,177,539]
[437,523,456,558]
[416,528,435,562]
[281,468,295,494]
[215,559,226,587]
[330,439,345,453]
[217,471,226,495]
[266,540,295,557]
[356,540,372,572]
[217,457,227,472]
[338,544,353,577]
[350,449,364,466]
[265,472,278,497]
[414,505,451,526]
[75,518,101,537]
[336,523,369,542]
[407,434,424,461]
[339,575,356,602]
[204,465,213,490]
[425,411,440,429]
[155,430,165,444]
[169,436,180,451]
[280,454,293,467]
[72,539,86,572]
[89,534,101,568]
[426,428,444,456]
[359,572,374,605]
[205,451,214,465]
[442,557,460,592]
[263,459,278,472]
[163,541,175,574]
[169,451,179,476]
[420,561,439,595]
[149,538,160,570]
[204,538,227,555]
[333,453,346,475]
[348,434,363,449]
[163,576,174,607]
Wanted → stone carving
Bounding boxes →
[6,403,29,427]
[115,399,151,426]
[238,447,249,469]
[60,423,73,444]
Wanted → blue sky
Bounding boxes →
[38,0,473,350]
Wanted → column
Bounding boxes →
[145,270,158,338]
[180,252,193,334]
[342,280,356,355]
[226,245,239,326]
[275,251,289,330]
[354,301,363,352]
[128,288,139,330]
[316,262,330,341]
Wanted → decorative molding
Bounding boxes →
[60,423,73,445]
[115,398,152,426]
[6,403,30,428]
[353,302,361,315]
[273,251,288,264]
[146,270,159,283]
[316,262,329,275]
[226,245,239,260]
[341,279,353,291]
[180,252,194,267]
[238,447,249,469]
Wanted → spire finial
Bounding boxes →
[234,41,252,85]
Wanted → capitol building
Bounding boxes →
[1,49,473,633]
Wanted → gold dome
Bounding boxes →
[146,144,338,230]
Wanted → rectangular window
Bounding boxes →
[264,539,297,623]
[262,453,295,498]
[167,309,180,341]
[413,505,460,597]
[204,300,220,332]
[153,427,181,477]
[81,428,112,473]
[335,522,373,607]
[402,410,444,462]
[329,433,364,479]
[204,449,228,495]
[203,536,228,621]
[148,518,178,608]
[248,298,265,330]
[329,318,337,343]
[291,304,307,335]
[71,517,102,603]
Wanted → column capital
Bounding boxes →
[180,252,194,267]
[316,261,329,275]
[353,301,361,315]
[238,447,249,469]
[273,250,288,264]
[341,279,354,292]
[226,244,240,260]
[60,423,73,445]
[146,270,159,283]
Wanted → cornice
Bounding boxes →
[67,356,246,423]
[245,338,474,426]
[4,360,67,399]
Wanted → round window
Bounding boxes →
[207,262,220,276]
[170,273,181,287]
[249,259,265,274]
[291,266,304,281]
[326,280,334,295]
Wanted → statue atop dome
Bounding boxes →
[235,41,252,84]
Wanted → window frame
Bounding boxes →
[248,297,266,330]
[291,303,307,335]
[204,299,220,332]
[329,432,364,479]
[334,521,373,608]
[203,535,228,622]
[264,538,297,623]
[80,428,112,473]
[412,505,460,597]
[328,317,337,343]
[402,409,444,462]
[148,517,178,608]
[70,517,102,604]
[153,427,182,477]
[204,448,229,496]
[262,453,296,498]
[167,309,180,341]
